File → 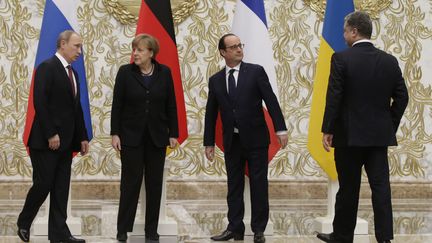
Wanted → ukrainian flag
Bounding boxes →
[307,0,354,180]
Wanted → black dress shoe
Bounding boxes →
[51,235,86,243]
[145,232,160,240]
[316,232,342,243]
[210,230,244,241]
[17,228,30,242]
[254,232,265,243]
[378,241,391,243]
[116,232,128,241]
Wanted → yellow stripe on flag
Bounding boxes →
[307,38,338,180]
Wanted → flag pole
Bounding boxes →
[313,178,368,235]
[132,159,177,236]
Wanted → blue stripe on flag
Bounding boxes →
[322,0,354,52]
[240,0,267,27]
[35,0,71,66]
[35,0,93,140]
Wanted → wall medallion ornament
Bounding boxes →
[102,0,198,25]
[303,0,392,19]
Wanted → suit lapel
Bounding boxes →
[53,56,76,100]
[236,62,246,99]
[147,63,159,90]
[217,68,230,102]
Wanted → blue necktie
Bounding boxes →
[228,69,236,103]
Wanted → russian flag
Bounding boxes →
[23,0,93,147]
[230,0,282,162]
[307,0,354,180]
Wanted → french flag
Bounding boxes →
[231,0,282,162]
[23,0,93,146]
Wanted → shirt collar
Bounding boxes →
[55,52,70,68]
[352,39,373,47]
[225,63,241,75]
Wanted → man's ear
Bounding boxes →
[220,49,225,57]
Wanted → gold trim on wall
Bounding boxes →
[102,0,198,25]
[303,0,392,20]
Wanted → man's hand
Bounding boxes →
[169,137,179,149]
[112,135,121,151]
[48,134,60,150]
[205,146,215,161]
[322,133,334,152]
[277,134,288,149]
[80,140,89,155]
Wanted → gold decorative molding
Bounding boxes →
[102,0,198,25]
[303,0,392,20]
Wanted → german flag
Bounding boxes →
[136,0,188,144]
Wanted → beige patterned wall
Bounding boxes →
[0,0,431,183]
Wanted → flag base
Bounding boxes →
[313,216,368,234]
[34,216,82,236]
[243,217,274,236]
[131,218,178,236]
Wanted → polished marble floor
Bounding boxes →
[1,234,432,243]
[0,199,430,242]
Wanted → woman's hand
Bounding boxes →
[112,135,121,151]
[169,137,178,149]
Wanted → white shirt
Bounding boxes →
[55,52,77,95]
[225,63,241,93]
[352,39,373,46]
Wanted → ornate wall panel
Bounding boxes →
[0,0,431,183]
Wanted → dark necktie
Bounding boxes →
[66,65,76,97]
[228,69,236,103]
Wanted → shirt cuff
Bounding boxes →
[276,130,287,135]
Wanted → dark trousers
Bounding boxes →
[17,148,73,240]
[224,134,269,234]
[333,147,393,242]
[117,133,166,235]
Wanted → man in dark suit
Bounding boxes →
[17,30,89,243]
[204,33,288,243]
[316,11,409,243]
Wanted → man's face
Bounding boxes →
[220,35,244,65]
[343,23,355,47]
[60,33,82,63]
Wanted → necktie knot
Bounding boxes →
[229,69,235,75]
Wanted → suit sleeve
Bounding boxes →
[256,66,287,132]
[110,66,126,136]
[165,67,179,138]
[322,53,345,134]
[33,62,57,139]
[390,57,409,132]
[203,78,218,146]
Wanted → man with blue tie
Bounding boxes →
[204,33,288,243]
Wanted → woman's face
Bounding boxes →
[133,42,153,66]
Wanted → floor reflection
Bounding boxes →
[0,199,430,242]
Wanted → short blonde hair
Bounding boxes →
[132,34,159,58]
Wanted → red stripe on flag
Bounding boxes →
[136,1,188,144]
[215,107,281,176]
[23,71,36,147]
[264,108,281,162]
